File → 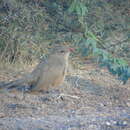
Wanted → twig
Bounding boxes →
[57,93,80,99]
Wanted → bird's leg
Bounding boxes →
[21,88,26,100]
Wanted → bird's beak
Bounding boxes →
[68,48,75,52]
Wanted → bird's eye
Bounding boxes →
[60,50,65,53]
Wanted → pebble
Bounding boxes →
[106,121,111,126]
[0,113,6,118]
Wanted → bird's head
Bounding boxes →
[52,45,74,59]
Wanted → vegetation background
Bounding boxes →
[0,1,130,129]
[0,0,130,83]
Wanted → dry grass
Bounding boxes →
[0,59,130,129]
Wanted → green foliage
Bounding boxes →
[68,0,88,24]
[95,48,130,84]
[68,0,88,16]
[0,0,129,82]
[68,0,130,83]
[77,34,130,83]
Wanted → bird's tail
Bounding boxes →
[0,72,38,91]
[0,78,25,90]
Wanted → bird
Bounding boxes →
[0,45,73,94]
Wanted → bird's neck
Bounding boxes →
[51,54,69,65]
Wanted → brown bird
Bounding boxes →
[0,45,73,93]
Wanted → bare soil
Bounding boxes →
[0,61,130,130]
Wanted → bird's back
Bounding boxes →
[32,53,68,91]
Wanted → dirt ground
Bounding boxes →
[0,61,130,130]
